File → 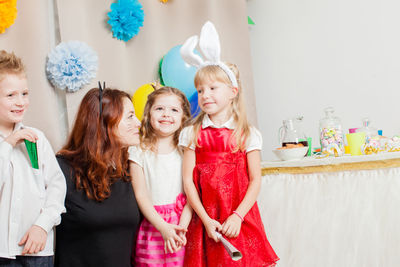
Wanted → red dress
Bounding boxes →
[184,127,279,267]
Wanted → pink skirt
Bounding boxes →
[134,194,186,267]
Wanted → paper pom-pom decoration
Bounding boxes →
[0,0,17,34]
[107,0,144,42]
[159,0,169,3]
[46,41,98,93]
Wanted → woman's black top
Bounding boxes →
[55,156,141,267]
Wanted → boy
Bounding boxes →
[0,50,66,266]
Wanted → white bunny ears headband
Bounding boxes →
[180,21,238,88]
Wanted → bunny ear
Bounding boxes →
[180,35,204,68]
[180,21,239,88]
[199,21,221,63]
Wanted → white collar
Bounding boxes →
[202,114,235,129]
[0,122,24,138]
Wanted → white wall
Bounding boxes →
[248,0,400,160]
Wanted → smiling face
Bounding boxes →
[0,74,29,133]
[116,97,141,147]
[196,78,237,122]
[149,93,184,138]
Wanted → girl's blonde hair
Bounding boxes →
[191,63,250,152]
[140,86,191,152]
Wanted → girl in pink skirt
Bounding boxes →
[129,87,193,266]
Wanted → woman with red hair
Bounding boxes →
[54,86,141,267]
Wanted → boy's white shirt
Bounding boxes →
[178,114,263,152]
[0,122,66,259]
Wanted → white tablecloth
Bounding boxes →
[258,167,400,267]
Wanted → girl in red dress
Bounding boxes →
[178,21,279,267]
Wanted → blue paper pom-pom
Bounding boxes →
[107,0,144,42]
[46,41,98,92]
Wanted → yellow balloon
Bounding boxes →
[131,83,155,121]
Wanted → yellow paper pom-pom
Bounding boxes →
[159,0,169,3]
[0,0,18,34]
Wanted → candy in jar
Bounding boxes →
[356,118,379,154]
[356,118,378,144]
[319,107,344,156]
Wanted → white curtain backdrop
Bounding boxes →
[258,167,400,267]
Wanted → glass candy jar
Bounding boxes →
[356,118,379,154]
[356,118,378,143]
[319,107,344,156]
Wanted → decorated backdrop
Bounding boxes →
[0,0,256,150]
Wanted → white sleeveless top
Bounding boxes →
[128,146,183,206]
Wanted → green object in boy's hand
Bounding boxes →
[24,139,39,169]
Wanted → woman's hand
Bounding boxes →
[159,223,187,253]
[204,218,222,242]
[221,214,242,238]
[5,128,38,147]
[18,225,47,255]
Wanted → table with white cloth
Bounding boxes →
[258,152,400,267]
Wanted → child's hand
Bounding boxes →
[18,225,47,255]
[177,229,187,247]
[159,223,187,253]
[204,218,222,242]
[221,214,242,238]
[5,128,38,147]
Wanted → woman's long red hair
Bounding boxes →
[58,88,131,201]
